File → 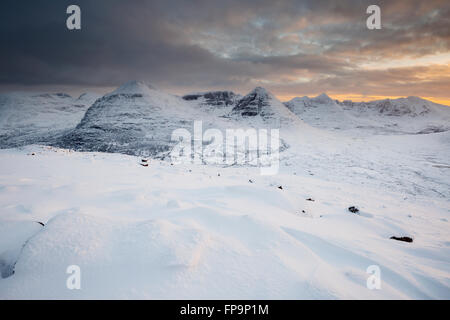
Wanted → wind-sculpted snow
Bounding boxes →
[0,145,449,299]
[0,221,43,278]
[0,92,99,148]
[1,81,450,299]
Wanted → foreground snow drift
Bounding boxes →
[0,146,449,299]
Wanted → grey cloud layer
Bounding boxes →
[1,0,449,98]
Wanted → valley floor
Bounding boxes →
[0,135,449,298]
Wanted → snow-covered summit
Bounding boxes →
[288,93,334,105]
[230,87,298,125]
[286,93,450,134]
[231,87,270,117]
[108,80,155,96]
[311,93,334,104]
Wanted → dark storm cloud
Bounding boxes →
[0,0,449,99]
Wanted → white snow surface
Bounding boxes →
[0,140,448,299]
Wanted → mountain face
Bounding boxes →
[230,87,298,126]
[183,91,240,107]
[55,84,300,159]
[57,81,239,157]
[57,81,192,156]
[0,92,99,148]
[285,94,450,135]
[1,80,448,158]
[338,96,441,117]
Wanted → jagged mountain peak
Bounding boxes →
[249,86,273,98]
[229,87,299,125]
[231,87,273,117]
[285,93,334,106]
[240,87,276,102]
[311,93,333,104]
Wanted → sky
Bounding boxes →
[1,0,449,104]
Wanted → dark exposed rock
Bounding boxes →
[278,186,283,190]
[0,258,15,278]
[306,198,315,202]
[348,206,359,213]
[182,91,238,107]
[231,87,271,117]
[390,236,413,243]
[36,93,72,99]
[36,221,45,226]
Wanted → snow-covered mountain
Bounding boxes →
[285,94,450,135]
[230,87,299,126]
[338,97,450,134]
[57,81,261,158]
[56,83,304,158]
[2,83,448,156]
[57,81,201,157]
[0,92,99,148]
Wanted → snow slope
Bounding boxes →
[0,144,448,299]
[0,92,100,148]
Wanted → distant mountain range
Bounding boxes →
[1,80,449,157]
[285,93,450,135]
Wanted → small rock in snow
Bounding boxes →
[348,206,359,214]
[390,236,413,243]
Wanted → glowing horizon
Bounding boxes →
[276,93,450,106]
[1,1,449,105]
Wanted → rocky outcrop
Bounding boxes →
[231,87,272,117]
[183,91,239,107]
